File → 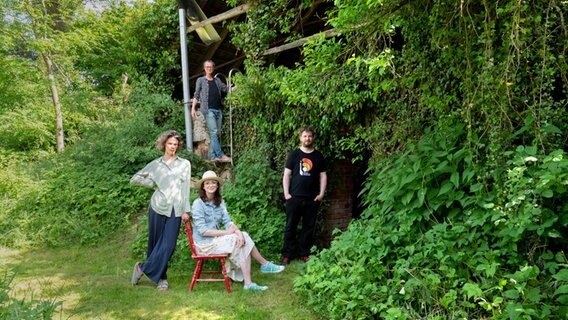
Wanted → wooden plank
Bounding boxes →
[263,29,338,56]
[191,28,229,75]
[187,3,253,33]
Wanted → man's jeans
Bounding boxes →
[205,109,224,160]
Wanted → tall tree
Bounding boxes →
[22,0,76,152]
[1,0,86,152]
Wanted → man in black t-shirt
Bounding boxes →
[281,126,327,264]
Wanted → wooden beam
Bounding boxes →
[187,3,253,33]
[263,29,338,56]
[191,28,229,75]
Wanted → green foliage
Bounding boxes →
[0,0,200,249]
[229,43,377,166]
[295,124,568,319]
[0,0,130,152]
[72,4,133,96]
[223,149,284,258]
[0,54,45,113]
[0,79,187,247]
[0,0,566,318]
[124,0,180,89]
[0,270,61,320]
[75,0,181,93]
[227,0,567,316]
[491,147,568,260]
[228,0,303,64]
[0,46,54,150]
[0,107,54,151]
[1,0,183,154]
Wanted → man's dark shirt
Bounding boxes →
[207,80,222,110]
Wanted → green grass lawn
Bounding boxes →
[1,229,320,320]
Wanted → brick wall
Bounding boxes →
[317,159,354,247]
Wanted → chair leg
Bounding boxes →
[219,258,231,294]
[190,259,204,292]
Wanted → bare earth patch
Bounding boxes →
[0,246,21,265]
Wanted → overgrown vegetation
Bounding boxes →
[223,149,285,256]
[0,0,185,247]
[1,79,181,247]
[294,128,568,319]
[1,0,567,318]
[226,0,568,318]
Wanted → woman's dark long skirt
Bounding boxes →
[140,207,181,283]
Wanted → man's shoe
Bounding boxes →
[299,256,310,262]
[260,261,285,273]
[244,282,268,292]
[281,257,290,265]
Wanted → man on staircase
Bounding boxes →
[191,60,232,162]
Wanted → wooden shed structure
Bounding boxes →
[177,1,355,248]
[177,0,334,80]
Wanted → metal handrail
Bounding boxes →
[227,69,240,166]
[214,73,226,82]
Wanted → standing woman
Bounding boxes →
[192,171,285,292]
[130,130,191,291]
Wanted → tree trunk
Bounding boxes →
[42,51,65,152]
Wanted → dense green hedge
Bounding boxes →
[225,0,568,318]
[294,126,568,319]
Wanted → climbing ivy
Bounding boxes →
[227,0,303,65]
[228,0,567,318]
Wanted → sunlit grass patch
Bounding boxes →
[1,231,319,320]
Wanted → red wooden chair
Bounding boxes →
[184,220,231,294]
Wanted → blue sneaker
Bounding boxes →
[260,261,285,273]
[244,282,268,292]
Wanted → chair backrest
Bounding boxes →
[184,218,199,257]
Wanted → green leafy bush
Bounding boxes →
[294,125,568,319]
[223,149,285,258]
[0,80,187,247]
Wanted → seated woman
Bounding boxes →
[192,170,285,291]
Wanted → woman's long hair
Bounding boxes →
[199,181,222,206]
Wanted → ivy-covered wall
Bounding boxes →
[223,0,567,318]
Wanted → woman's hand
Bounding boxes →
[226,225,244,247]
[235,230,245,248]
[181,212,190,223]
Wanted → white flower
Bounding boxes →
[524,156,538,162]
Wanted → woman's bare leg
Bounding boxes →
[250,246,268,265]
[241,253,253,285]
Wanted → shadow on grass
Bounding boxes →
[1,229,318,320]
